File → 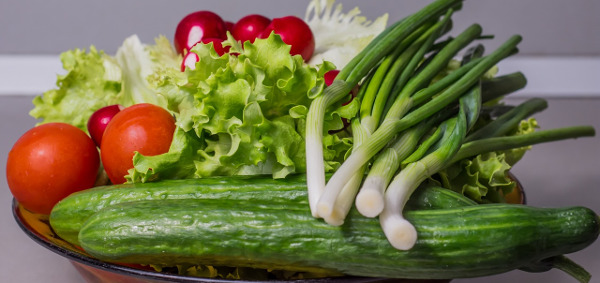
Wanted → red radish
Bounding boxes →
[181,52,200,71]
[324,70,340,86]
[232,14,271,44]
[180,38,230,71]
[324,69,358,105]
[258,16,315,61]
[174,11,227,55]
[87,104,123,146]
[225,21,235,33]
[201,38,230,56]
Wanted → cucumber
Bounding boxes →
[78,198,599,280]
[50,174,475,245]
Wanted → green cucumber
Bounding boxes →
[78,198,599,280]
[50,174,474,245]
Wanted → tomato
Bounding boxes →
[6,123,100,214]
[232,14,271,44]
[100,103,176,184]
[258,16,315,61]
[174,11,227,55]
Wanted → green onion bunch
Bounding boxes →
[305,0,595,250]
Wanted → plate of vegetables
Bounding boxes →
[6,0,599,282]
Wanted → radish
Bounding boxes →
[87,104,123,147]
[225,21,235,33]
[324,69,340,86]
[180,38,230,71]
[181,52,200,71]
[258,16,315,61]
[174,11,227,55]
[201,38,230,56]
[232,14,271,44]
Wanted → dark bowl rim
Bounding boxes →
[11,198,387,283]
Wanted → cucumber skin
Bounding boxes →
[79,199,599,280]
[50,174,474,245]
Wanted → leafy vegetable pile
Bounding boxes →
[7,0,598,281]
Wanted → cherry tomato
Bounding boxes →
[258,16,315,61]
[6,123,100,214]
[100,103,176,184]
[174,11,227,55]
[232,14,271,44]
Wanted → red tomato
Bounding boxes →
[232,14,271,44]
[258,16,315,61]
[174,11,227,55]
[100,103,176,184]
[6,123,100,214]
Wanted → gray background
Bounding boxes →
[1,0,599,56]
[1,0,599,282]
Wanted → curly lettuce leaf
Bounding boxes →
[437,152,514,203]
[434,118,539,203]
[128,34,351,182]
[30,35,180,132]
[304,0,388,68]
[30,47,122,131]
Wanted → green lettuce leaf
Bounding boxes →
[30,35,180,132]
[434,118,539,203]
[30,46,122,131]
[437,152,514,203]
[128,33,351,182]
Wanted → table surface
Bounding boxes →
[1,95,598,282]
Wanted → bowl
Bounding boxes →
[11,178,524,283]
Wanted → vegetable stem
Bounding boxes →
[305,0,463,217]
[323,35,522,202]
[451,125,596,163]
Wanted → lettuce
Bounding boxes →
[30,46,122,131]
[127,34,352,182]
[434,118,539,203]
[30,35,180,132]
[32,28,350,182]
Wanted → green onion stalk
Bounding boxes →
[355,111,449,217]
[318,12,483,221]
[380,84,478,250]
[354,44,490,217]
[451,125,595,164]
[317,14,454,223]
[319,35,522,220]
[305,0,463,217]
